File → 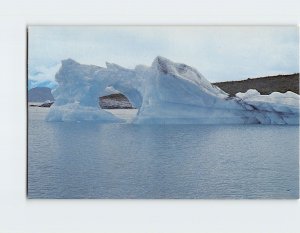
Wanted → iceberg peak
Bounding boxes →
[61,58,79,66]
[106,62,128,71]
[152,56,191,76]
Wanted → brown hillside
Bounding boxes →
[213,73,299,97]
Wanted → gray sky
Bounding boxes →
[29,26,299,83]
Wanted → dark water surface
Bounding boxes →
[28,108,299,199]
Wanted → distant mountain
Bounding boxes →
[213,73,299,97]
[28,87,54,102]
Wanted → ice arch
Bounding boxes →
[46,59,144,122]
[46,57,299,124]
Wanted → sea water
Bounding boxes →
[28,107,299,199]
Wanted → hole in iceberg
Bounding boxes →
[99,87,138,122]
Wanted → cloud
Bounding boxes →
[28,26,299,83]
[28,62,61,89]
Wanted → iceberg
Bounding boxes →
[46,56,299,124]
[235,90,299,124]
